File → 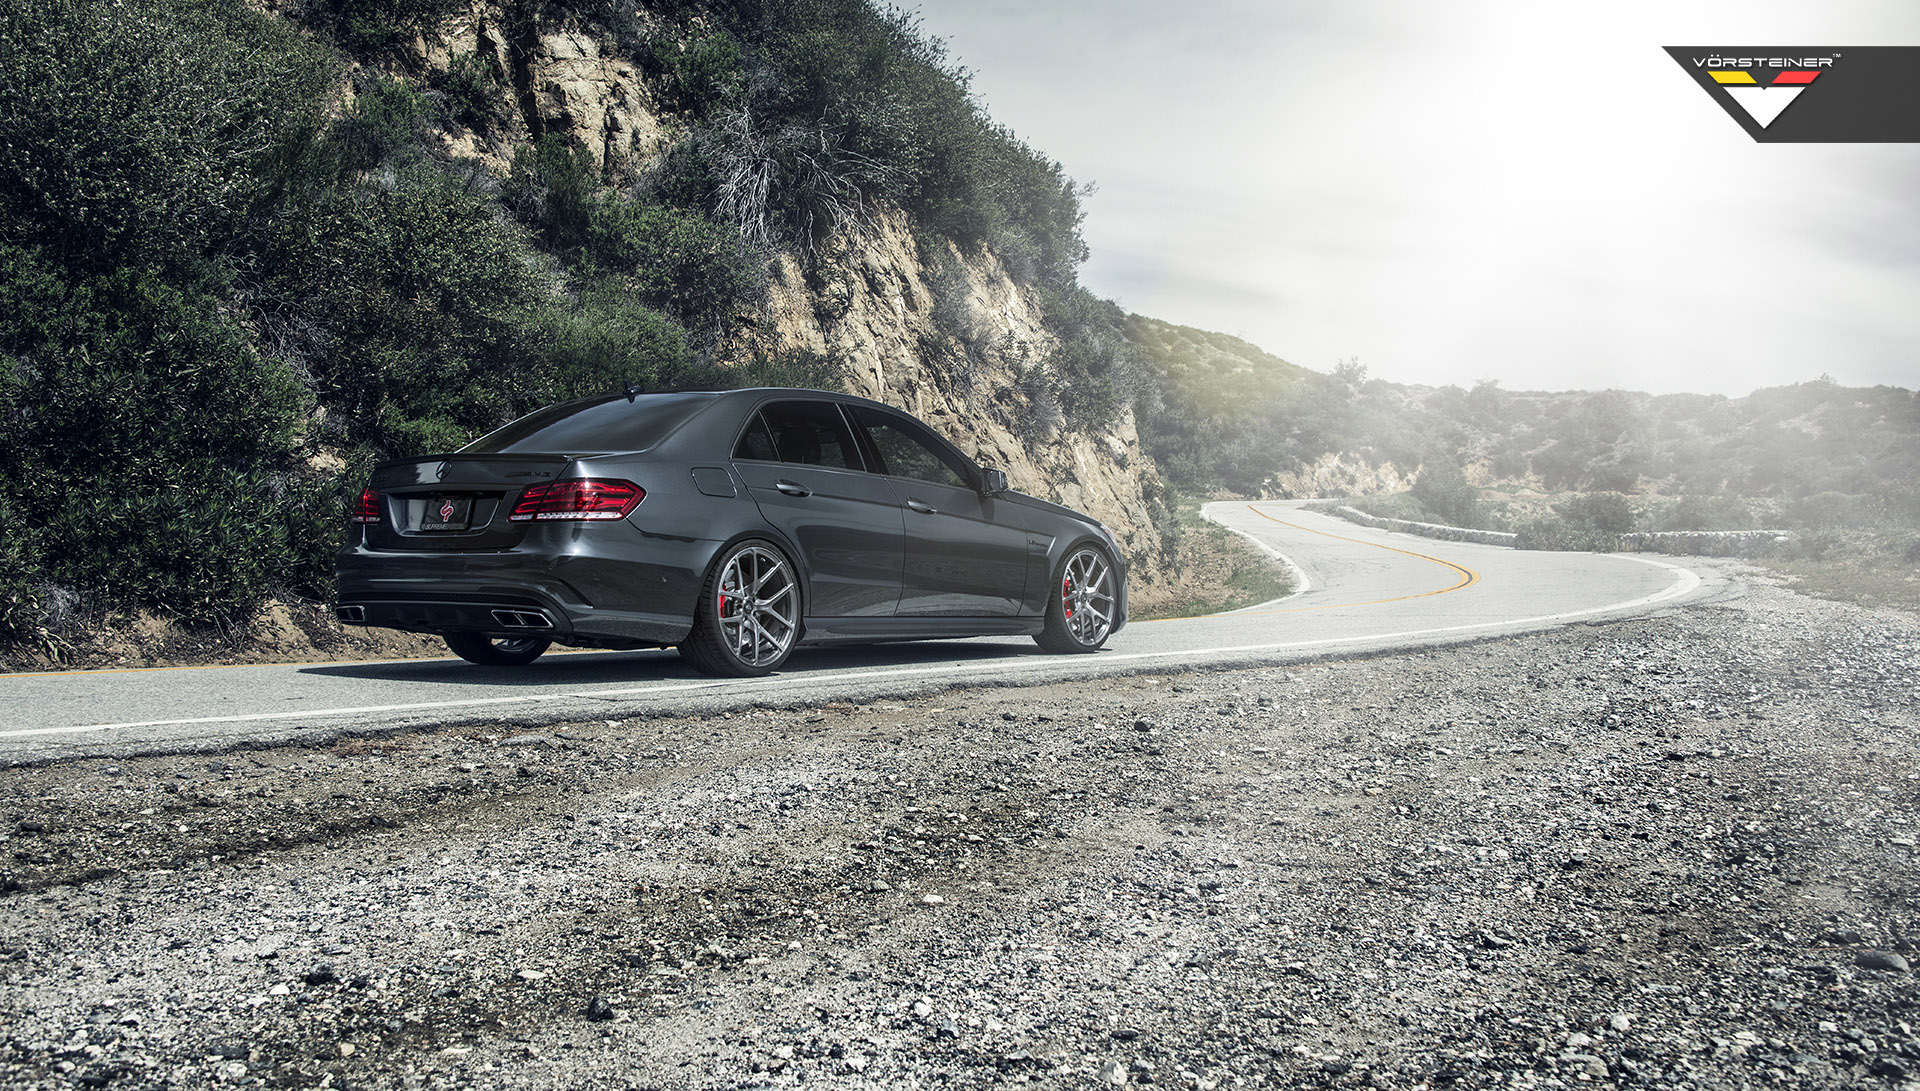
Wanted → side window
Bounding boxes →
[850,407,971,488]
[732,413,778,461]
[749,401,863,470]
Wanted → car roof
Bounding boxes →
[692,387,897,410]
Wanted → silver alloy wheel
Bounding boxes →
[493,637,548,657]
[715,544,799,669]
[1060,546,1115,646]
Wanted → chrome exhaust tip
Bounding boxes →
[336,605,366,624]
[491,609,553,630]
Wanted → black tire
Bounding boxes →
[444,632,551,666]
[1033,545,1117,654]
[678,539,801,677]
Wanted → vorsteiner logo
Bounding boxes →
[1692,56,1835,69]
[1665,47,1920,142]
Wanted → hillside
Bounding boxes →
[0,0,1171,656]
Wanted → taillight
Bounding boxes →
[352,487,383,525]
[509,479,645,522]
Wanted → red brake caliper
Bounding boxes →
[1063,573,1074,619]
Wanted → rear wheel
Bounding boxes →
[679,540,801,677]
[444,632,551,666]
[1033,545,1116,654]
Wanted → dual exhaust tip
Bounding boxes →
[332,605,553,631]
[490,609,554,630]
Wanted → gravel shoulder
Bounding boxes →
[2,581,1917,1090]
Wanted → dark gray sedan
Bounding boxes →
[335,388,1127,676]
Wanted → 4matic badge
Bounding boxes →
[1665,47,1920,143]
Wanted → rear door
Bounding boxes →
[845,405,1032,617]
[731,400,905,618]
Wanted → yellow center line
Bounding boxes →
[1144,503,1480,622]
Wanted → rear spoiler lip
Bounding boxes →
[368,453,579,490]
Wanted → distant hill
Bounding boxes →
[1123,311,1919,528]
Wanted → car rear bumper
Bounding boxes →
[334,531,719,647]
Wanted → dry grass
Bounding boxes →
[1131,500,1295,620]
[1762,558,1920,615]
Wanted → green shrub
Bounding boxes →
[1556,492,1635,535]
[1349,493,1432,523]
[262,167,553,454]
[0,249,308,626]
[42,470,292,627]
[334,77,440,172]
[1036,285,1137,431]
[646,28,745,111]
[724,347,846,390]
[0,499,48,650]
[277,463,374,605]
[541,283,695,400]
[648,0,1087,283]
[1786,491,1884,531]
[299,0,464,54]
[505,135,600,252]
[588,199,762,330]
[0,0,336,278]
[1411,460,1479,528]
[1658,494,1755,532]
[440,50,503,131]
[1516,493,1636,552]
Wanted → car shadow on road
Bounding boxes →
[295,640,1048,687]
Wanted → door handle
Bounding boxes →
[906,498,937,514]
[775,479,811,497]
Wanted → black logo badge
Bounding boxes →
[1666,47,1920,142]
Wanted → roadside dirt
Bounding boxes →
[1,584,1916,1089]
[1,600,446,675]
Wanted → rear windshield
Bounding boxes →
[462,392,720,454]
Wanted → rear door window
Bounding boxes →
[736,401,865,471]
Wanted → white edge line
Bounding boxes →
[1197,501,1311,607]
[1,556,1702,741]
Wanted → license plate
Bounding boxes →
[419,496,472,532]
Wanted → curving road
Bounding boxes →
[0,502,1730,757]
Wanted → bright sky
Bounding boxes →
[909,0,1920,395]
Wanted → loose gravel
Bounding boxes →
[1,582,1916,1089]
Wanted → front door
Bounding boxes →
[845,405,1032,617]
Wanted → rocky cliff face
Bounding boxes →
[413,10,665,171]
[396,4,1173,593]
[1261,452,1411,500]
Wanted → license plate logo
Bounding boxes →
[420,496,471,531]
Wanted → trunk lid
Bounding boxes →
[363,454,574,551]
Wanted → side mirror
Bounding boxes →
[978,466,1009,497]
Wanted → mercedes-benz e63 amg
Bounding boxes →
[335,388,1127,676]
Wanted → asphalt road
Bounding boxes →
[0,502,1729,758]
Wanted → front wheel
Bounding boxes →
[679,540,801,677]
[1033,545,1117,654]
[444,632,551,666]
